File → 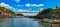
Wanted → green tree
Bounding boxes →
[55,9,60,13]
[0,7,15,14]
[7,9,15,14]
[38,8,54,15]
[36,8,54,19]
[16,13,23,16]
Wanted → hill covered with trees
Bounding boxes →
[0,7,15,14]
[35,8,60,19]
[0,6,24,16]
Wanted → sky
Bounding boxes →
[0,0,60,16]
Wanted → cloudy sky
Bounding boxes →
[0,0,59,16]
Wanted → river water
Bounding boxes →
[0,18,48,27]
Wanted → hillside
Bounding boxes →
[0,7,15,14]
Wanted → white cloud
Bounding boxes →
[23,13,37,16]
[0,2,17,12]
[25,3,44,7]
[17,9,37,12]
[25,3,30,7]
[14,0,21,3]
[17,9,38,16]
[17,5,24,7]
[31,4,37,6]
[17,9,29,12]
[0,2,12,9]
[0,2,38,16]
[38,8,43,11]
[38,4,44,7]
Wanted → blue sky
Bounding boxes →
[0,0,60,16]
[0,0,60,12]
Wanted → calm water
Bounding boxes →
[0,18,47,27]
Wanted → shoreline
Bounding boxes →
[0,16,28,18]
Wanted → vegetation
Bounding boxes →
[0,6,24,16]
[16,13,23,16]
[55,10,60,13]
[38,8,54,15]
[7,9,15,14]
[37,8,60,15]
[36,8,60,19]
[0,7,15,14]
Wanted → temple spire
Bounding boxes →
[56,4,59,10]
[56,4,58,8]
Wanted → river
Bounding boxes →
[0,18,48,27]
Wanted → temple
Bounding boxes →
[56,5,60,10]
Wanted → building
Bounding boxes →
[51,5,60,19]
[56,5,60,10]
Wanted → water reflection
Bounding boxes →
[0,18,40,27]
[1,18,55,27]
[0,18,9,27]
[39,22,51,27]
